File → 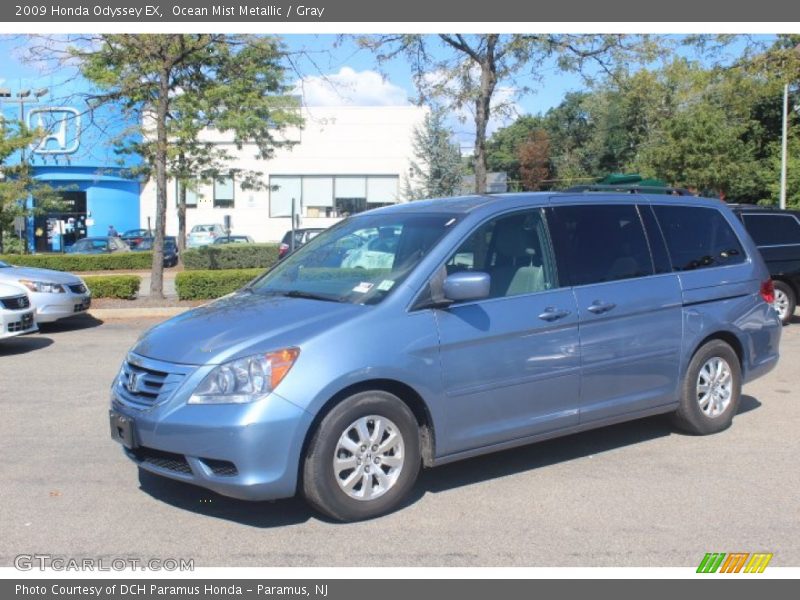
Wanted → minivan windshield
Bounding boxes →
[251,212,458,304]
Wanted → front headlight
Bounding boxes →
[19,279,65,294]
[188,348,300,404]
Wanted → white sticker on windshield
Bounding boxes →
[377,279,395,291]
[353,282,374,294]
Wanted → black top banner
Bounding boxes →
[3,0,800,22]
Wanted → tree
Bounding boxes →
[486,115,545,186]
[404,108,463,199]
[358,34,659,193]
[518,130,552,190]
[71,34,301,296]
[0,121,63,253]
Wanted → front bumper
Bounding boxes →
[0,308,36,339]
[33,291,91,323]
[110,361,313,501]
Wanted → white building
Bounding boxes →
[139,105,427,242]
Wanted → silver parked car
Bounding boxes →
[0,260,91,323]
[187,224,225,248]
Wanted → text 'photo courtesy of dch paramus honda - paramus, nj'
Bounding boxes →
[109,191,781,522]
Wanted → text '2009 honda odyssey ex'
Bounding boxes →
[110,193,781,521]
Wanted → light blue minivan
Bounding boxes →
[110,193,781,521]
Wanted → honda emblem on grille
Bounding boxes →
[126,371,142,393]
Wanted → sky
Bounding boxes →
[0,34,770,151]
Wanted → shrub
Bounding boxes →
[182,243,279,270]
[175,269,263,300]
[0,252,153,272]
[84,275,141,299]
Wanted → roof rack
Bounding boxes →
[562,184,696,196]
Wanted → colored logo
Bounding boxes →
[697,552,773,573]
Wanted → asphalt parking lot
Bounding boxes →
[1,315,799,568]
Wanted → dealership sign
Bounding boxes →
[26,106,82,155]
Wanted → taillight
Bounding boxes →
[278,243,289,258]
[760,279,775,304]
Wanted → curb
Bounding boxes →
[88,307,190,320]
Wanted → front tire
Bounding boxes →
[302,391,421,521]
[773,280,796,325]
[672,340,742,435]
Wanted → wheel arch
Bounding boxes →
[691,330,745,373]
[299,379,437,474]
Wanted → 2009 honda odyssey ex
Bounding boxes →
[110,193,781,521]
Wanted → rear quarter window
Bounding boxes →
[653,205,746,271]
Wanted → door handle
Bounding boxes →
[587,301,617,314]
[538,307,571,321]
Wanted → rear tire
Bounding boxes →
[773,280,796,325]
[302,391,421,522]
[672,340,742,435]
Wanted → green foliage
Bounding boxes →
[0,252,153,272]
[175,269,263,299]
[182,244,279,270]
[83,275,141,299]
[404,108,464,199]
[487,51,799,201]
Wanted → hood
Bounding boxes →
[0,280,29,298]
[132,291,366,365]
[0,266,82,285]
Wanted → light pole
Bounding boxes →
[780,84,789,210]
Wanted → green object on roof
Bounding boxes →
[599,173,669,187]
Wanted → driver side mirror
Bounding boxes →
[443,271,491,303]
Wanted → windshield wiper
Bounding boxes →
[279,290,344,303]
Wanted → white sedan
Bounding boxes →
[0,281,37,340]
[0,260,91,323]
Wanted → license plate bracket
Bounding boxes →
[109,410,137,449]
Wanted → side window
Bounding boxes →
[445,209,558,298]
[653,205,746,271]
[548,204,654,286]
[742,214,800,246]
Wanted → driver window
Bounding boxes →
[446,209,557,299]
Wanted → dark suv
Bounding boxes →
[731,205,800,324]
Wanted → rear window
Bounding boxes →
[742,213,800,246]
[653,205,746,271]
[548,204,654,286]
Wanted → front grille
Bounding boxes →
[114,355,189,410]
[130,447,192,474]
[69,283,87,294]
[1,295,30,310]
[201,458,238,477]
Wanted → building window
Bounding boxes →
[214,177,235,208]
[302,176,334,217]
[270,176,301,217]
[270,175,399,218]
[176,180,199,208]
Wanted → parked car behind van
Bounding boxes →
[731,205,800,325]
[110,193,781,521]
[0,260,91,323]
[187,224,225,248]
